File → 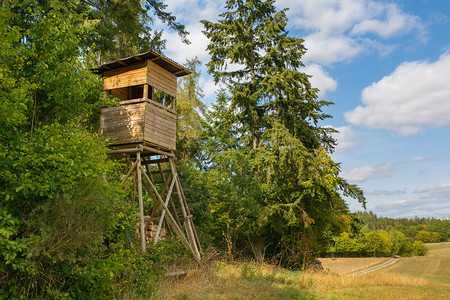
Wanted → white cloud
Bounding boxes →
[164,22,211,64]
[413,187,429,193]
[303,64,337,97]
[345,52,450,136]
[341,163,392,182]
[277,0,424,65]
[365,189,406,196]
[350,2,424,39]
[373,183,450,218]
[303,33,363,65]
[162,0,222,24]
[327,125,358,152]
[407,156,426,162]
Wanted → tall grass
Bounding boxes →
[155,261,431,300]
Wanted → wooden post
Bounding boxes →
[170,96,176,110]
[143,84,149,100]
[121,159,139,185]
[140,166,200,264]
[132,171,136,206]
[137,152,146,253]
[168,158,201,260]
[149,86,154,100]
[177,182,202,253]
[154,173,177,244]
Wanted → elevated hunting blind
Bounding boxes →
[97,51,190,151]
[95,51,201,263]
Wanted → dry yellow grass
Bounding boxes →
[318,257,390,275]
[154,262,436,299]
[154,243,450,299]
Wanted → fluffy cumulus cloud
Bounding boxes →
[345,53,450,136]
[277,0,424,65]
[163,0,424,67]
[326,125,359,152]
[373,184,450,218]
[303,64,337,97]
[341,163,392,182]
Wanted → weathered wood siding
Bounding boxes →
[144,102,176,150]
[147,61,177,98]
[100,101,176,150]
[103,62,147,91]
[99,103,145,145]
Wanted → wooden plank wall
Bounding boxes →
[147,61,177,98]
[144,102,176,150]
[99,102,176,150]
[103,62,147,91]
[99,103,145,145]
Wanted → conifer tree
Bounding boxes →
[176,57,206,164]
[202,0,334,151]
[202,0,366,266]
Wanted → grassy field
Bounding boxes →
[154,242,450,299]
[386,242,450,284]
[319,257,391,275]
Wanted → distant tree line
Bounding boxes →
[323,211,449,258]
[355,211,450,242]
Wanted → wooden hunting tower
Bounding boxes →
[97,51,190,150]
[95,51,201,263]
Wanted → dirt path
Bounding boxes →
[319,257,390,274]
[347,257,400,276]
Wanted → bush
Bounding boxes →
[413,241,427,256]
[363,231,393,257]
[0,123,125,298]
[415,230,441,243]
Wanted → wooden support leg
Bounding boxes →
[137,152,146,253]
[140,166,200,264]
[121,159,139,186]
[132,171,136,206]
[154,173,177,244]
[168,158,201,261]
[178,182,203,253]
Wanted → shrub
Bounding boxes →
[412,241,427,256]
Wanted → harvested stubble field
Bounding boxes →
[154,242,450,299]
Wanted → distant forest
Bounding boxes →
[355,211,450,241]
[325,211,450,258]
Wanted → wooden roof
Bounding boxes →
[94,51,191,77]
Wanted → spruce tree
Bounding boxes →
[202,0,334,151]
[202,0,366,266]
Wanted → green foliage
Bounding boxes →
[0,1,191,298]
[355,211,449,241]
[0,123,123,297]
[415,230,441,243]
[176,57,207,164]
[363,231,394,257]
[330,228,434,257]
[197,0,366,267]
[412,241,427,256]
[79,0,189,63]
[202,0,335,150]
[388,230,413,256]
[2,0,104,136]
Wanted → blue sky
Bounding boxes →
[159,0,450,219]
